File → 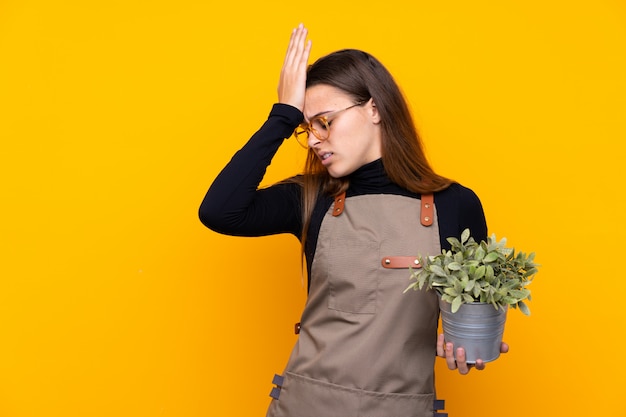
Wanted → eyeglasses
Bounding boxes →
[293,101,365,149]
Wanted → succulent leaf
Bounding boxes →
[406,228,540,315]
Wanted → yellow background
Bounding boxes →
[1,1,625,416]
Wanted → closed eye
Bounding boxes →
[312,117,329,131]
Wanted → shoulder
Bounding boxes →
[434,182,482,207]
[433,182,487,244]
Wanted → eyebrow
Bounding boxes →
[305,109,335,122]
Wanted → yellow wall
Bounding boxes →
[1,1,625,416]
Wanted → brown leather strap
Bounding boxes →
[333,192,432,223]
[421,194,434,226]
[332,192,346,217]
[381,256,422,269]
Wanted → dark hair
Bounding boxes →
[298,49,452,242]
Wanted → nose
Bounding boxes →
[307,135,321,149]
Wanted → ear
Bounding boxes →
[368,98,381,124]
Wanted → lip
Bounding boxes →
[318,151,333,165]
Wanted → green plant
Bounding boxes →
[405,228,539,315]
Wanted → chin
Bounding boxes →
[326,166,355,179]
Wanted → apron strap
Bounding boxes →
[421,193,434,226]
[332,192,346,216]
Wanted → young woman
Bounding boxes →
[199,24,507,417]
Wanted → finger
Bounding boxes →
[283,30,297,67]
[283,25,301,67]
[285,24,307,67]
[444,342,457,370]
[455,347,471,375]
[436,334,445,357]
[474,358,486,371]
[278,24,309,108]
[293,30,310,71]
[500,342,510,354]
[299,39,312,69]
[281,25,309,84]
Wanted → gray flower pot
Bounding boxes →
[439,297,507,364]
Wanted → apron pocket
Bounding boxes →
[327,238,379,315]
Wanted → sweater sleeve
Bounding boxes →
[435,183,488,249]
[198,104,305,237]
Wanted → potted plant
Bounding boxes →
[405,228,539,363]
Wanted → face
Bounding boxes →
[303,84,382,178]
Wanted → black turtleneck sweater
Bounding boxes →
[199,103,487,280]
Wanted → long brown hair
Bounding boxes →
[298,49,453,244]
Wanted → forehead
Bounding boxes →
[304,85,354,119]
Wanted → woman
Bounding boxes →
[199,24,507,417]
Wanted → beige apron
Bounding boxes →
[267,194,441,417]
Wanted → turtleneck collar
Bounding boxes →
[347,158,395,192]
